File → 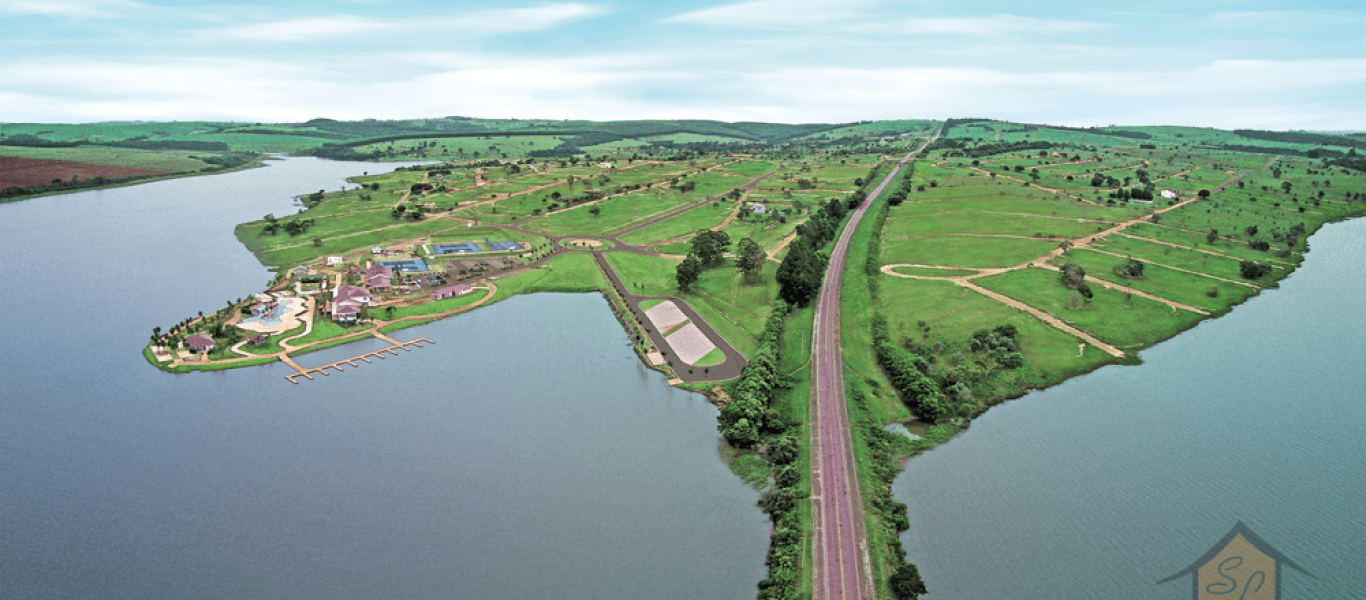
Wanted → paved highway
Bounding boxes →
[810,129,939,600]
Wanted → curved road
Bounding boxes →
[810,129,939,600]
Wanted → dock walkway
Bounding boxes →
[283,335,433,384]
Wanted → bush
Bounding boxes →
[1239,260,1274,280]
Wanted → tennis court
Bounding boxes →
[486,241,523,251]
[432,242,483,255]
[377,259,429,272]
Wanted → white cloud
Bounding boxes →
[855,15,1108,36]
[0,0,147,18]
[4,55,1365,129]
[663,0,867,28]
[204,16,398,42]
[199,4,605,42]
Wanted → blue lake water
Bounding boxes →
[0,158,767,599]
[894,217,1366,598]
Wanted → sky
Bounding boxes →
[3,0,1365,129]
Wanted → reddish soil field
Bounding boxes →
[0,156,173,188]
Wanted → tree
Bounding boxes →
[675,254,702,292]
[1282,181,1294,194]
[890,563,929,599]
[1197,189,1211,199]
[1206,228,1219,244]
[776,238,825,306]
[1115,258,1145,279]
[735,237,765,282]
[1240,260,1273,279]
[588,206,601,217]
[690,229,731,267]
[1058,263,1086,288]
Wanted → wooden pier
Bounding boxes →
[283,336,434,384]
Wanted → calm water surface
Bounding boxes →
[894,217,1366,599]
[0,158,767,599]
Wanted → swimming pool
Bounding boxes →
[237,297,306,332]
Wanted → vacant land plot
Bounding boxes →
[1122,224,1300,266]
[882,236,1060,268]
[0,156,172,187]
[1053,249,1258,313]
[878,277,1114,389]
[0,146,215,173]
[974,268,1204,351]
[1090,234,1249,280]
[883,212,1112,239]
[604,251,680,296]
[618,201,734,246]
[724,160,778,177]
[528,189,700,236]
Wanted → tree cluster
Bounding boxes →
[872,314,947,421]
[719,299,790,447]
[775,198,849,306]
[1240,261,1274,280]
[675,230,732,292]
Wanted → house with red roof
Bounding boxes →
[187,334,215,353]
[331,285,371,323]
[431,283,473,300]
[362,262,393,291]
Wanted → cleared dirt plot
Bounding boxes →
[645,300,689,331]
[1052,249,1259,313]
[974,268,1204,351]
[882,235,1062,269]
[665,323,718,365]
[883,211,1112,239]
[0,156,172,187]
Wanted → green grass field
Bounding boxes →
[881,236,1060,268]
[617,201,735,246]
[528,189,702,236]
[1053,249,1259,313]
[974,268,1204,351]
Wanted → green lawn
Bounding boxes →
[527,189,700,236]
[880,236,1060,268]
[878,276,1116,395]
[974,268,1204,351]
[487,252,607,302]
[882,211,1113,239]
[384,288,490,319]
[1090,234,1251,281]
[617,201,735,246]
[604,251,681,296]
[1054,249,1259,313]
[290,317,366,347]
[1122,223,1300,266]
